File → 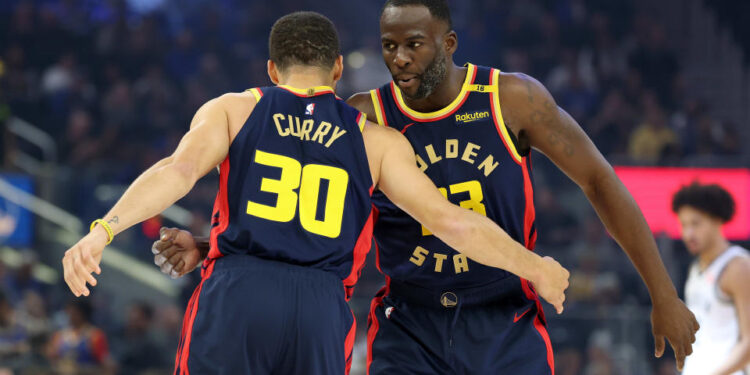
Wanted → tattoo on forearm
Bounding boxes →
[108,216,119,225]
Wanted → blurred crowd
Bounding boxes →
[0,0,747,374]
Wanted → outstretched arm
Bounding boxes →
[498,72,698,369]
[365,124,569,313]
[63,94,245,297]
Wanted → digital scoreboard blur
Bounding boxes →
[614,167,750,240]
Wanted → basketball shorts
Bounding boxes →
[367,276,554,375]
[174,254,355,375]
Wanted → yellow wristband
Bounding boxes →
[90,219,114,245]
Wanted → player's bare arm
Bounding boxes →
[346,92,378,121]
[711,257,750,375]
[62,92,256,297]
[362,121,570,313]
[497,71,699,369]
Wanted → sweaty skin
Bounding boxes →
[65,57,570,313]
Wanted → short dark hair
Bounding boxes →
[672,182,736,223]
[268,11,340,72]
[381,0,453,29]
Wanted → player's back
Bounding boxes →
[206,85,373,295]
[683,245,750,375]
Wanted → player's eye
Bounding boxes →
[410,42,422,48]
[382,42,395,51]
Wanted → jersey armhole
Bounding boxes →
[247,87,264,102]
[369,89,388,127]
[715,254,746,304]
[489,69,524,164]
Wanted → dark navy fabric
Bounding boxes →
[367,64,551,374]
[185,255,354,375]
[368,281,552,375]
[212,86,373,281]
[372,63,535,290]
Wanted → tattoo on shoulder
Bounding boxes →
[528,98,575,157]
[524,79,534,103]
[108,216,119,225]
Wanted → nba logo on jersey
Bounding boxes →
[305,103,315,115]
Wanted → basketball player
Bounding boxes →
[152,1,699,373]
[62,11,570,375]
[674,183,750,375]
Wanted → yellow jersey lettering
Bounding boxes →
[273,113,290,137]
[477,154,499,177]
[425,144,442,164]
[445,139,459,158]
[408,246,472,274]
[300,119,314,141]
[288,116,301,137]
[325,127,347,148]
[433,253,447,272]
[416,140,498,177]
[311,121,332,144]
[453,254,470,273]
[409,246,429,266]
[461,142,480,164]
[416,154,428,172]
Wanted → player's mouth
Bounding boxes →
[396,74,419,90]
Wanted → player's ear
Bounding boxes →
[444,30,458,55]
[331,55,344,84]
[267,60,280,85]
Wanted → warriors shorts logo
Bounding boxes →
[385,306,395,319]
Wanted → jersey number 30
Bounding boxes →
[246,150,348,238]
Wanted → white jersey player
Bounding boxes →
[673,182,750,375]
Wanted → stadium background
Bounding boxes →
[0,0,749,374]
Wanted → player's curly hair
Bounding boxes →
[381,0,453,29]
[671,182,736,223]
[269,12,340,72]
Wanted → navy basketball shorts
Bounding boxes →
[367,277,554,375]
[173,254,356,375]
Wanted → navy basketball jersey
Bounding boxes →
[370,64,537,289]
[206,85,374,297]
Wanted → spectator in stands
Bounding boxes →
[46,299,114,375]
[114,302,166,375]
[628,92,679,163]
[0,289,30,370]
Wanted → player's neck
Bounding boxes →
[404,62,466,112]
[698,237,731,270]
[278,71,334,90]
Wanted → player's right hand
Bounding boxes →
[152,227,202,278]
[533,256,570,314]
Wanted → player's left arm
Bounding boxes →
[498,72,698,370]
[62,94,244,297]
[712,257,750,375]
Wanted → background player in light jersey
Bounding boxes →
[152,0,699,373]
[62,11,569,375]
[673,183,750,375]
